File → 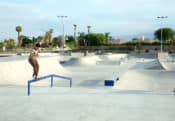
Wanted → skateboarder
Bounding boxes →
[28,43,41,79]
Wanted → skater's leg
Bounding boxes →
[28,59,35,77]
[35,60,39,77]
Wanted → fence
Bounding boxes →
[27,74,72,96]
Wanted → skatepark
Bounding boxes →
[0,52,175,121]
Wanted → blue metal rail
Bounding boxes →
[27,74,72,96]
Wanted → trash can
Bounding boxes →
[104,80,114,86]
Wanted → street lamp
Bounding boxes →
[57,16,68,50]
[87,25,91,46]
[73,24,77,42]
[157,16,168,52]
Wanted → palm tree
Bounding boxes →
[105,32,110,44]
[42,29,53,45]
[43,32,50,45]
[16,26,22,47]
[73,24,77,41]
[87,25,91,34]
[48,29,53,43]
[37,36,43,43]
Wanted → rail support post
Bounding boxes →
[51,75,53,88]
[28,81,30,96]
[70,78,72,88]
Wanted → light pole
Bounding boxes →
[87,25,91,46]
[57,16,67,50]
[157,16,168,52]
[73,24,77,42]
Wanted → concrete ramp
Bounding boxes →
[62,56,101,66]
[129,59,161,70]
[0,56,70,85]
[116,70,175,91]
[158,52,175,70]
[99,53,128,61]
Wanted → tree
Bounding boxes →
[132,38,139,41]
[66,35,75,42]
[136,42,142,53]
[85,33,106,46]
[57,36,64,47]
[66,35,77,49]
[43,32,50,45]
[108,36,113,44]
[78,32,86,46]
[154,28,175,41]
[6,38,16,49]
[42,29,53,45]
[52,37,59,47]
[78,32,107,46]
[37,36,43,43]
[105,32,110,43]
[51,36,64,48]
[48,29,53,43]
[16,26,22,47]
[0,42,3,49]
[20,36,32,47]
[87,25,91,34]
[32,37,38,45]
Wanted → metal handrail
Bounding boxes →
[27,74,72,96]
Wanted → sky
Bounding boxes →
[0,0,175,41]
